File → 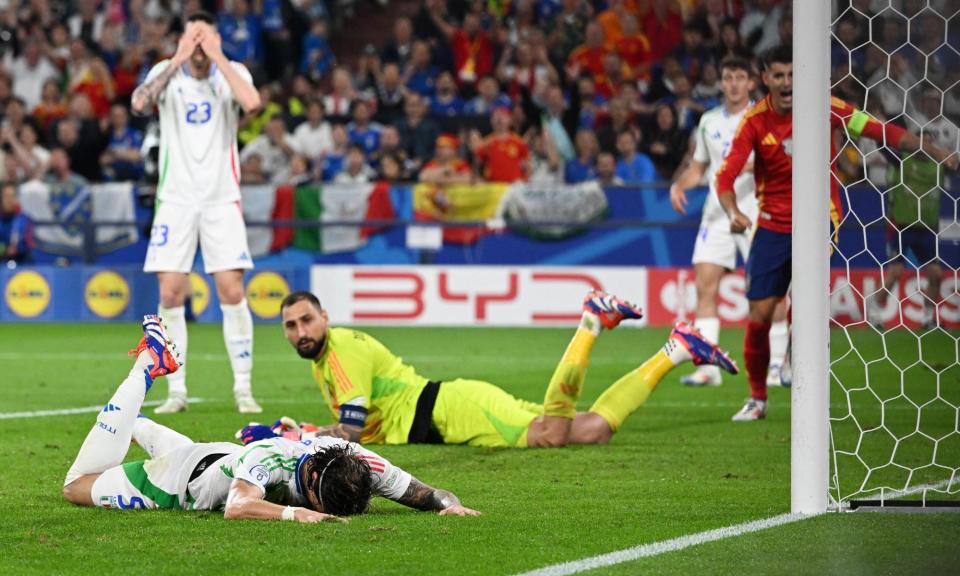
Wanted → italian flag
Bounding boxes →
[292,182,395,253]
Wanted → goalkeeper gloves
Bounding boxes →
[236,417,318,445]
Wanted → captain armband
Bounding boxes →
[339,403,368,428]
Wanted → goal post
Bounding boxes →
[791,0,832,515]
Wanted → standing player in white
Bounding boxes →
[669,57,788,387]
[133,13,263,413]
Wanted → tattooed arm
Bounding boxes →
[393,477,481,516]
[313,423,363,443]
[131,27,200,115]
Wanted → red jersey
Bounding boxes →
[477,132,529,183]
[715,95,906,233]
[615,35,653,78]
[567,45,608,78]
[451,29,494,84]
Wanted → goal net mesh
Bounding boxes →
[828,0,960,507]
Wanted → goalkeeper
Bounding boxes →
[274,290,738,448]
[62,316,479,521]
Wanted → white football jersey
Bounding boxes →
[145,59,251,206]
[187,436,412,511]
[693,104,758,223]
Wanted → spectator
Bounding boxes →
[470,107,529,183]
[300,18,336,82]
[596,0,631,50]
[642,0,684,60]
[374,62,406,125]
[239,84,284,146]
[692,62,723,109]
[284,154,312,187]
[346,100,382,157]
[0,181,31,263]
[6,39,60,111]
[740,0,785,55]
[33,79,68,135]
[595,151,623,186]
[396,93,439,171]
[614,129,656,185]
[567,22,608,80]
[323,68,357,119]
[2,98,30,139]
[320,124,349,181]
[333,143,375,184]
[377,153,404,182]
[565,130,599,184]
[714,18,752,63]
[402,40,440,98]
[644,103,687,179]
[497,41,558,102]
[661,73,706,130]
[354,44,382,96]
[112,43,145,101]
[45,23,72,69]
[429,71,465,117]
[428,8,494,92]
[671,22,711,81]
[575,77,605,130]
[45,146,89,195]
[240,153,267,184]
[0,75,11,113]
[546,0,590,62]
[5,124,50,181]
[259,0,295,81]
[99,103,145,182]
[419,134,473,186]
[369,125,410,177]
[240,116,297,184]
[380,17,415,68]
[595,52,632,100]
[527,128,563,184]
[66,39,115,119]
[465,75,512,116]
[539,84,577,159]
[616,14,653,84]
[53,117,102,182]
[596,98,635,154]
[283,75,313,125]
[291,99,333,160]
[68,0,106,46]
[219,0,263,67]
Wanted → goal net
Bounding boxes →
[827,0,959,509]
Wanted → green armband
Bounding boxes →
[846,110,870,140]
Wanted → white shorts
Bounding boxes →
[691,215,751,270]
[144,201,253,274]
[90,442,239,511]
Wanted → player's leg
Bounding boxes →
[922,261,943,328]
[531,291,643,447]
[432,379,541,447]
[767,299,790,386]
[682,261,725,386]
[155,272,190,413]
[64,316,180,505]
[575,322,739,443]
[200,203,260,414]
[133,415,193,459]
[868,225,905,327]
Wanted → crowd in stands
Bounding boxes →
[1,0,958,263]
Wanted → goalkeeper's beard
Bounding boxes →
[296,334,327,359]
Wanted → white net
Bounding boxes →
[828,0,960,507]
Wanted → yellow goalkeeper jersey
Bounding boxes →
[311,328,429,444]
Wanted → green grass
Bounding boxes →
[0,323,956,575]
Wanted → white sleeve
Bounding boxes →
[692,116,709,164]
[232,444,286,496]
[227,61,255,105]
[141,60,173,104]
[350,443,412,501]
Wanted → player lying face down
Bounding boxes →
[62,316,479,522]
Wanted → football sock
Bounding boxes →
[133,417,193,459]
[693,316,722,380]
[769,320,788,366]
[543,313,600,418]
[221,299,254,397]
[158,304,188,398]
[590,349,675,431]
[744,321,771,401]
[65,352,152,485]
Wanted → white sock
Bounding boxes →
[133,418,193,459]
[158,304,188,397]
[65,352,152,485]
[693,317,721,379]
[221,299,254,396]
[769,320,789,366]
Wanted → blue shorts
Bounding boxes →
[887,225,937,267]
[746,227,792,300]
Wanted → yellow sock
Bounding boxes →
[542,322,599,419]
[589,350,675,432]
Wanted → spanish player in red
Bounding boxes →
[715,45,958,421]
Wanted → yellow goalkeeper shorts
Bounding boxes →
[432,379,543,448]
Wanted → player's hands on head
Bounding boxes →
[669,183,688,215]
[173,24,202,64]
[198,25,224,61]
[438,505,481,517]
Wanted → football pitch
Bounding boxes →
[0,322,956,575]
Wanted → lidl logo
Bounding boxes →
[5,271,51,318]
[189,272,210,317]
[246,272,290,319]
[85,271,130,319]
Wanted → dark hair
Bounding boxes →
[281,290,323,313]
[762,44,792,70]
[720,56,752,75]
[306,445,372,516]
[186,11,216,25]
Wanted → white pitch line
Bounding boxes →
[0,398,205,420]
[512,513,811,576]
